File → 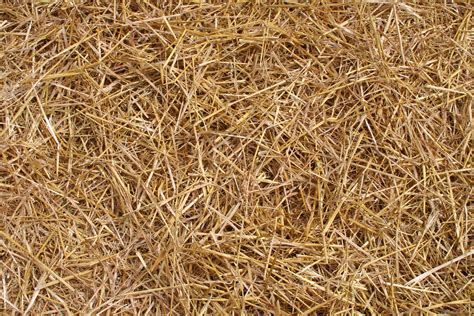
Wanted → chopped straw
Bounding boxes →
[1,0,473,314]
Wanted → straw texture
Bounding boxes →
[1,1,473,314]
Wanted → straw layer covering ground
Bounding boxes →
[1,0,473,314]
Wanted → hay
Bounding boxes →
[1,0,473,314]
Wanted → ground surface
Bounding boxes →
[1,1,473,314]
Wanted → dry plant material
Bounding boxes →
[1,1,473,314]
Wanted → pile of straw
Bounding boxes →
[1,1,472,314]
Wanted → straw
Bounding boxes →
[1,1,472,314]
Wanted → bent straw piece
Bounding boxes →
[406,249,474,286]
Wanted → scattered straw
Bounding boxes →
[1,1,473,314]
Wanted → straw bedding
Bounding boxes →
[1,0,473,314]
